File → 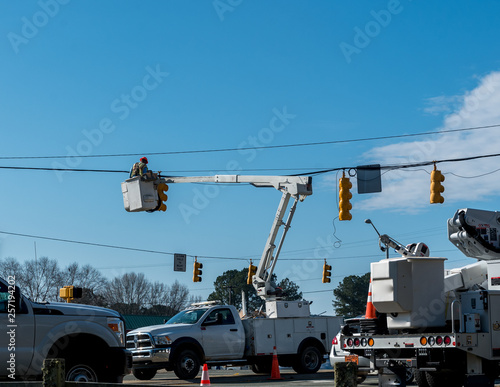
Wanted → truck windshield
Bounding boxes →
[166,308,209,325]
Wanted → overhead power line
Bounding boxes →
[3,151,500,177]
[0,230,256,262]
[0,166,128,173]
[0,230,407,263]
[1,123,499,160]
[298,152,500,176]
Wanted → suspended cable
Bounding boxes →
[4,151,500,178]
[1,124,499,160]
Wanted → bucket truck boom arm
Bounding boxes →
[122,174,312,300]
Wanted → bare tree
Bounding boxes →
[164,280,191,314]
[61,263,108,306]
[23,257,61,302]
[104,272,151,314]
[147,281,170,315]
[0,257,199,315]
[0,257,25,288]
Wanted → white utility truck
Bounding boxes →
[121,173,342,380]
[341,208,500,387]
[0,275,131,382]
[126,301,341,380]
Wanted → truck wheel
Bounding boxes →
[414,370,429,387]
[293,346,322,374]
[173,349,200,379]
[66,362,99,382]
[133,368,157,380]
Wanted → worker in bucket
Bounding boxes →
[130,157,149,178]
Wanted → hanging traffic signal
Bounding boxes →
[430,164,445,204]
[157,183,169,211]
[339,172,352,221]
[193,259,203,282]
[322,261,332,283]
[247,261,257,285]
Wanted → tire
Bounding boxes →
[133,368,157,380]
[414,370,429,387]
[65,361,99,382]
[293,346,322,374]
[426,370,463,387]
[173,349,201,380]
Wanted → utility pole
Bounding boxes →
[225,285,236,306]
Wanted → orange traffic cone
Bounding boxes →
[365,278,377,319]
[200,363,210,386]
[268,346,283,380]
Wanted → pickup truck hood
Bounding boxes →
[129,323,194,336]
[32,301,121,318]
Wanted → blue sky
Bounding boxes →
[1,0,500,315]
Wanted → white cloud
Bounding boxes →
[357,71,500,212]
[422,95,461,116]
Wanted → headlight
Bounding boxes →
[154,335,172,346]
[107,318,125,346]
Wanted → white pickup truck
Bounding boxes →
[127,302,342,380]
[0,275,131,383]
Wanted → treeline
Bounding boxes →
[0,257,201,316]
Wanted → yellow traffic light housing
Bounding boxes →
[322,261,332,283]
[157,183,169,211]
[59,286,71,300]
[59,285,83,303]
[339,171,352,221]
[430,164,445,204]
[247,261,257,285]
[193,258,203,282]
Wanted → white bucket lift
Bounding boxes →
[121,177,158,212]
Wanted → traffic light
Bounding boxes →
[60,286,71,300]
[247,261,257,285]
[193,259,203,282]
[157,183,169,211]
[339,172,352,221]
[59,286,83,303]
[322,261,332,283]
[430,165,445,204]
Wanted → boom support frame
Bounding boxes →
[122,174,312,300]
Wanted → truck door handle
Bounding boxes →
[230,329,238,332]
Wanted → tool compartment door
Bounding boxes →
[252,319,277,354]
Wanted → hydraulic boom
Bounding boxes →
[121,174,312,301]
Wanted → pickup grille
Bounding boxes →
[126,332,153,350]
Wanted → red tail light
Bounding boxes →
[332,337,338,345]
